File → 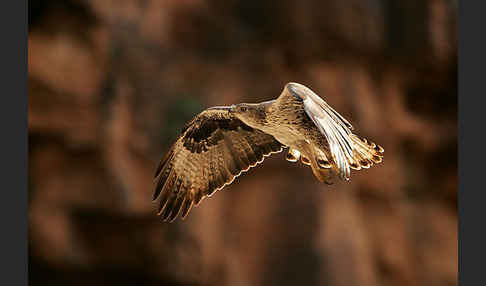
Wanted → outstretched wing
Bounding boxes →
[285,82,383,180]
[153,106,284,222]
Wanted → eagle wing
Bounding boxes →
[153,106,284,222]
[285,82,383,181]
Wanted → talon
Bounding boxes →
[286,149,301,163]
[317,159,331,169]
[350,162,361,170]
[301,156,311,166]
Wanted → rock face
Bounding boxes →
[29,1,457,285]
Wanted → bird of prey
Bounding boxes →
[153,82,384,222]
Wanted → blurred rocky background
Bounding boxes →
[28,0,457,285]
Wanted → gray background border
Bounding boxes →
[458,1,484,285]
[2,0,27,285]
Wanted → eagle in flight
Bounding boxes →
[153,82,384,222]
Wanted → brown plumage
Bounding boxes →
[153,82,384,222]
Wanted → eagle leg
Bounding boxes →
[302,144,335,185]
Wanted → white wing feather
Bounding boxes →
[291,83,355,180]
[303,98,354,180]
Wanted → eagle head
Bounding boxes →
[229,103,267,128]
